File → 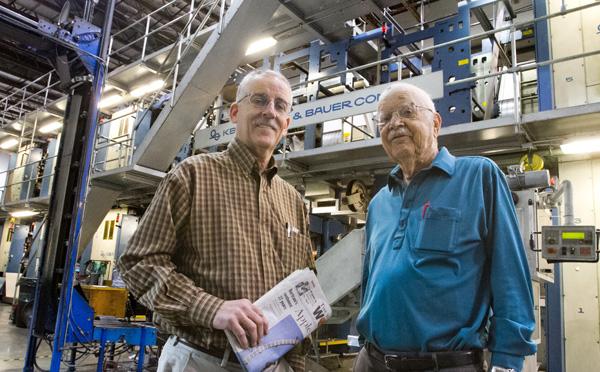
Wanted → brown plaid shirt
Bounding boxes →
[118,138,313,369]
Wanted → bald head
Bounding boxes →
[377,82,442,179]
[378,82,436,113]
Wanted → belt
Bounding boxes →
[173,336,239,364]
[366,342,482,371]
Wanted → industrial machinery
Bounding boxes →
[0,0,598,371]
[541,226,599,263]
[65,286,157,372]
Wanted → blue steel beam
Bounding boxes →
[534,0,554,111]
[49,0,115,365]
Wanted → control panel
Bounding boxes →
[541,226,598,263]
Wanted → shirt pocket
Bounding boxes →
[414,205,461,253]
[282,229,312,273]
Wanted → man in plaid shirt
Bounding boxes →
[118,69,314,371]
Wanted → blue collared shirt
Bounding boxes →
[356,147,536,371]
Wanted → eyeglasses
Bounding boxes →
[237,92,292,115]
[373,103,434,129]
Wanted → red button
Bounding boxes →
[547,247,557,255]
[580,247,592,256]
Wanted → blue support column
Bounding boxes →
[432,5,472,125]
[534,0,554,111]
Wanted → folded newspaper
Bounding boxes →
[225,268,331,372]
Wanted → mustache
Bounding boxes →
[253,119,278,131]
[387,126,410,138]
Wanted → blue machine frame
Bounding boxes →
[270,0,528,150]
[67,289,157,372]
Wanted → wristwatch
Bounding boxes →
[490,367,517,372]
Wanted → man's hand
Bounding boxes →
[212,299,269,349]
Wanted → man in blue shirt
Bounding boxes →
[354,83,536,372]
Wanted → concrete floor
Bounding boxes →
[0,302,155,371]
[0,302,52,371]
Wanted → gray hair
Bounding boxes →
[235,69,292,102]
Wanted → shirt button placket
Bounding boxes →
[394,186,414,250]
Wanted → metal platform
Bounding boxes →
[2,195,51,212]
[276,103,600,180]
[90,164,165,192]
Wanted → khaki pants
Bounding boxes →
[158,335,293,372]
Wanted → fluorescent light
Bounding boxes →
[560,138,600,154]
[98,94,123,109]
[10,210,39,218]
[130,79,165,97]
[0,138,18,149]
[12,123,22,131]
[245,36,277,55]
[39,121,62,133]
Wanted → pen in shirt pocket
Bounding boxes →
[422,201,430,218]
[285,222,300,237]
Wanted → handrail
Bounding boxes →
[109,0,219,63]
[289,1,600,90]
[111,0,180,37]
[0,71,54,107]
[0,154,58,177]
[90,0,222,173]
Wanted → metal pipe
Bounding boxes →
[511,25,519,123]
[188,0,195,39]
[142,16,151,60]
[171,36,183,107]
[548,180,574,225]
[219,0,226,34]
[0,4,38,28]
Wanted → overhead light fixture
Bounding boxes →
[130,79,165,98]
[39,121,63,134]
[560,138,600,155]
[0,138,19,149]
[98,94,123,109]
[245,36,277,56]
[12,122,22,131]
[10,210,39,218]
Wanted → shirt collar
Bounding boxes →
[227,137,278,181]
[387,147,455,190]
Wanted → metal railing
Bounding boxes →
[91,0,225,173]
[0,72,61,128]
[107,0,221,69]
[92,130,135,172]
[285,0,600,131]
[91,108,138,172]
[0,154,58,205]
[0,0,224,141]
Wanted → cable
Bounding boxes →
[33,337,50,372]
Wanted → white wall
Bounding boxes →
[558,157,600,371]
[90,208,128,278]
[549,0,600,108]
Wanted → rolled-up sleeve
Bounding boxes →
[117,164,224,328]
